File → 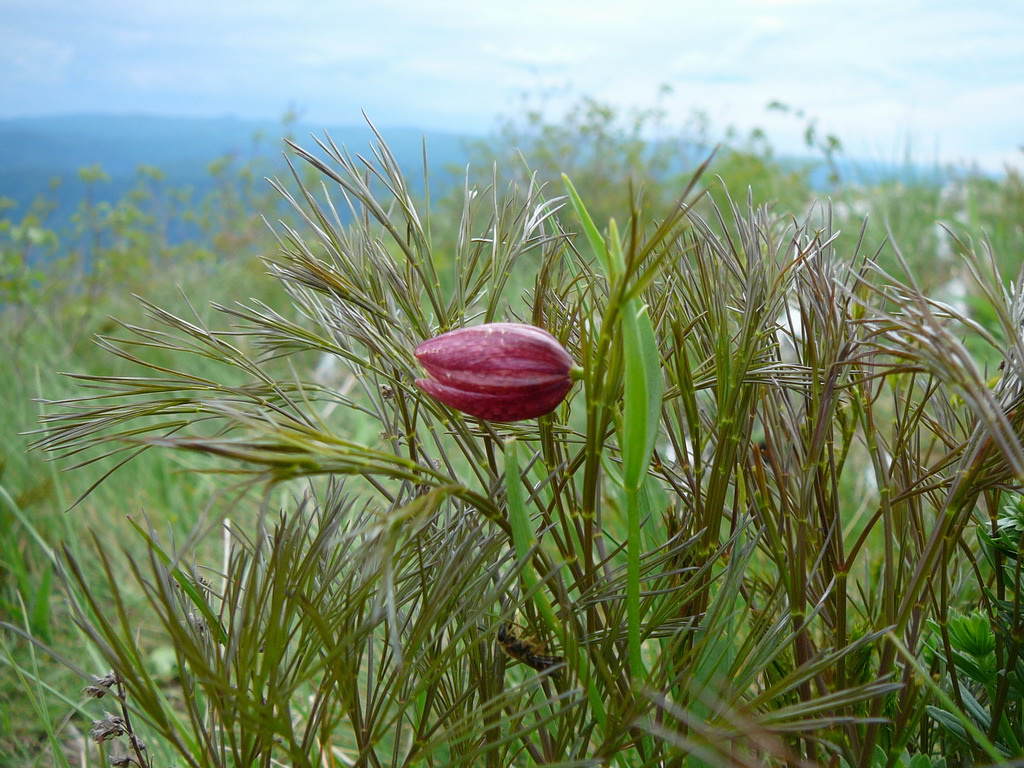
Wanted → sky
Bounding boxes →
[2,0,1022,171]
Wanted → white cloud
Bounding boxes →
[0,25,73,82]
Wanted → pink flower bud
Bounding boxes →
[414,323,578,422]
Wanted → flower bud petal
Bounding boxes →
[416,377,573,421]
[414,323,576,421]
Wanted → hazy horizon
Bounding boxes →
[3,0,1022,172]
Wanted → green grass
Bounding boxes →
[2,99,1024,766]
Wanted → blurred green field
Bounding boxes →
[2,99,1023,765]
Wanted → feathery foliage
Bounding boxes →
[8,119,1024,767]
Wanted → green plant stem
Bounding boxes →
[503,438,607,733]
[887,631,1004,764]
[625,484,644,681]
[987,530,1024,746]
[859,460,985,767]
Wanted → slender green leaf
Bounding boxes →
[562,174,618,278]
[126,516,229,644]
[621,300,662,491]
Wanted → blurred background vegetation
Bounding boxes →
[1,94,1023,765]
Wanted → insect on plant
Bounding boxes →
[496,622,564,673]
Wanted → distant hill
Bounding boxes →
[0,113,956,241]
[0,114,474,228]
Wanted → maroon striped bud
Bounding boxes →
[414,323,579,422]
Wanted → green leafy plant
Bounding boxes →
[916,491,1024,763]
[7,117,1024,767]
